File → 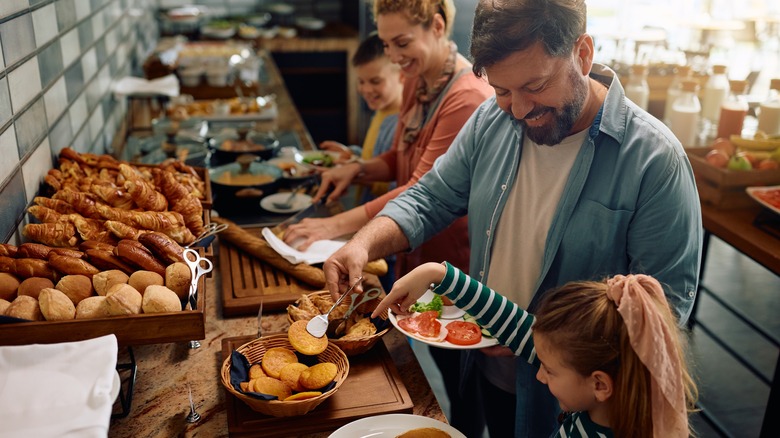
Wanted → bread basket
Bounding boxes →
[287,290,391,356]
[220,334,349,417]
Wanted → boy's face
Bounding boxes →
[355,58,403,112]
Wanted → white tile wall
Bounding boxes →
[21,137,52,204]
[8,57,41,114]
[60,27,81,67]
[0,39,4,70]
[0,125,20,187]
[44,75,68,124]
[92,12,105,39]
[32,4,58,47]
[74,0,91,21]
[81,47,97,81]
[89,106,103,144]
[69,93,88,135]
[0,0,29,21]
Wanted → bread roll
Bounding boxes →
[142,285,182,313]
[165,262,191,301]
[6,295,43,321]
[76,296,111,319]
[114,240,166,276]
[0,272,20,301]
[105,284,142,315]
[138,232,185,264]
[48,253,100,277]
[13,258,57,280]
[0,298,10,315]
[128,271,164,296]
[39,288,76,321]
[56,275,94,304]
[92,270,129,296]
[85,249,135,274]
[17,277,55,299]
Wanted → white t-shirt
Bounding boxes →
[479,129,587,393]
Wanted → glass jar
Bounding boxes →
[757,78,780,136]
[716,79,748,139]
[701,64,730,125]
[624,64,650,111]
[664,65,692,126]
[669,79,702,147]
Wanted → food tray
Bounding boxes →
[0,271,207,347]
[222,334,413,437]
[687,148,780,209]
[746,186,780,216]
[168,98,278,122]
[218,227,322,317]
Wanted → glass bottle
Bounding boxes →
[757,78,780,136]
[701,64,730,126]
[716,79,749,140]
[624,64,650,111]
[669,79,702,147]
[664,65,692,126]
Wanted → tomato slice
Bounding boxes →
[398,310,441,339]
[445,321,483,346]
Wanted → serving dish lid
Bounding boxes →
[209,156,283,186]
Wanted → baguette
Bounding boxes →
[85,249,136,274]
[0,244,18,258]
[17,243,53,260]
[114,240,167,276]
[138,231,185,264]
[212,217,326,288]
[48,253,100,277]
[14,258,58,280]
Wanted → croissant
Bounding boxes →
[95,203,135,223]
[52,190,101,219]
[124,179,168,211]
[28,205,64,223]
[34,197,77,215]
[158,171,205,234]
[68,214,115,243]
[23,223,78,247]
[130,211,195,245]
[105,220,144,240]
[90,184,134,209]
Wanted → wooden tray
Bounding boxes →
[221,335,413,437]
[0,272,207,347]
[218,227,322,317]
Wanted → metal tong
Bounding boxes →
[186,222,228,248]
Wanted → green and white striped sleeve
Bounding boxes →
[433,262,539,365]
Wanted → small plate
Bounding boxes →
[388,311,498,350]
[329,413,466,438]
[260,192,313,213]
[746,185,780,215]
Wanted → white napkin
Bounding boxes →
[0,334,119,438]
[261,227,347,265]
[112,74,180,97]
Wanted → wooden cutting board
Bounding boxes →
[222,335,414,437]
[219,227,323,316]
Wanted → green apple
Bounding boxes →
[771,147,780,163]
[727,155,752,171]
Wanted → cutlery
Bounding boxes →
[326,287,383,337]
[306,276,363,338]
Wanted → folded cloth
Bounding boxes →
[0,334,119,438]
[261,227,347,265]
[112,74,180,97]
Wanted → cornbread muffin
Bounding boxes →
[288,320,328,355]
[279,362,309,392]
[260,347,298,379]
[299,362,337,390]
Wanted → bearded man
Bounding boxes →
[323,0,702,436]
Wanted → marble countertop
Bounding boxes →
[107,266,445,437]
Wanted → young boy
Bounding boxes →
[319,32,403,205]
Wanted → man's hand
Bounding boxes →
[323,240,370,300]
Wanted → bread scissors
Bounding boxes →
[183,248,213,311]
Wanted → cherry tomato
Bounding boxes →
[445,321,482,346]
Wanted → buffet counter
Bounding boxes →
[106,261,446,437]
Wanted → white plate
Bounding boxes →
[260,193,313,213]
[418,289,465,320]
[329,413,466,438]
[389,311,498,350]
[746,185,780,216]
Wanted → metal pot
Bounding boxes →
[207,126,280,165]
[209,154,283,213]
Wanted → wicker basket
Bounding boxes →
[219,334,349,417]
[287,290,391,356]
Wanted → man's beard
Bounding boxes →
[519,67,588,146]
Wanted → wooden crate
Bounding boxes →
[687,148,780,209]
[0,273,207,347]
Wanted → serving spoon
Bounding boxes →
[306,276,363,338]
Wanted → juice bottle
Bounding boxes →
[664,65,692,126]
[757,78,780,136]
[716,79,748,139]
[669,80,702,147]
[624,64,650,111]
